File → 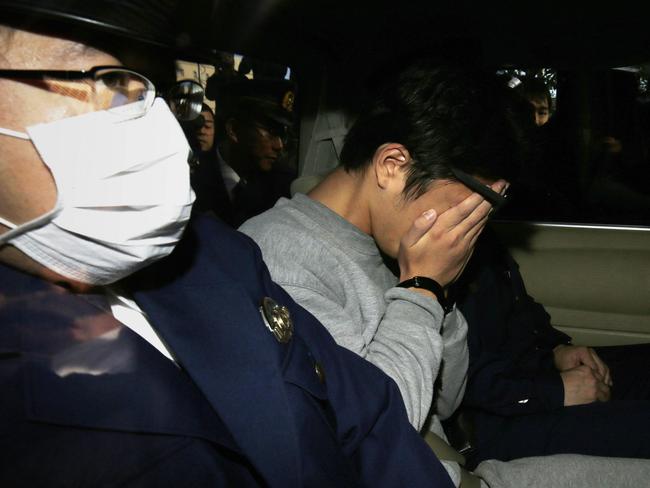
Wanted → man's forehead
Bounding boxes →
[2,27,175,83]
[529,98,549,109]
[0,29,110,68]
[412,179,474,211]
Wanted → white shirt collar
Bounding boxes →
[217,149,241,199]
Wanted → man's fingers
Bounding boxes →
[589,349,613,386]
[578,347,599,371]
[437,194,492,236]
[438,177,507,232]
[401,209,437,248]
[436,179,508,231]
[465,210,491,246]
[583,348,603,375]
[490,179,508,195]
[435,192,486,230]
[596,380,611,402]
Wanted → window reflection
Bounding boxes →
[497,66,650,226]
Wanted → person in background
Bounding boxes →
[195,102,216,153]
[204,50,245,130]
[187,103,234,221]
[499,76,577,220]
[215,77,297,226]
[516,78,552,127]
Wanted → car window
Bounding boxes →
[496,65,650,227]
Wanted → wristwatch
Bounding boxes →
[397,276,454,314]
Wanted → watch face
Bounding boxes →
[259,296,293,343]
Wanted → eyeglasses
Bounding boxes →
[167,79,204,121]
[448,167,507,211]
[0,66,156,118]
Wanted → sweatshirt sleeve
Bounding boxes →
[284,282,446,431]
[433,306,468,421]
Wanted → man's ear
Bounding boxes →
[225,118,238,144]
[372,143,411,191]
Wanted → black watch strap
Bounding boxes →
[397,276,454,314]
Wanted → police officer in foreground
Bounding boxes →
[0,1,454,486]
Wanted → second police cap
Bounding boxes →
[219,78,296,128]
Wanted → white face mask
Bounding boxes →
[0,98,195,285]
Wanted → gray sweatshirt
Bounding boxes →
[243,193,650,488]
[240,193,468,436]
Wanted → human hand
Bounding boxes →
[397,180,508,290]
[561,365,611,406]
[553,344,612,386]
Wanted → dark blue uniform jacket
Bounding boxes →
[0,216,453,487]
[452,228,650,468]
[455,228,570,418]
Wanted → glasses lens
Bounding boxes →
[168,80,205,121]
[95,68,155,117]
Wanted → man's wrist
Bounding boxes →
[397,276,454,314]
[407,286,438,301]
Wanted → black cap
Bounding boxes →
[220,78,296,127]
[0,0,195,48]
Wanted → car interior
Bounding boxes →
[178,0,650,482]
[194,0,650,342]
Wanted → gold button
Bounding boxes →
[259,297,293,343]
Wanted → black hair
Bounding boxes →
[340,62,533,199]
[517,78,552,109]
[201,103,214,117]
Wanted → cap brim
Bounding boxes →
[237,97,293,127]
[0,0,216,59]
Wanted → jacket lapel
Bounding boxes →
[134,281,302,487]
